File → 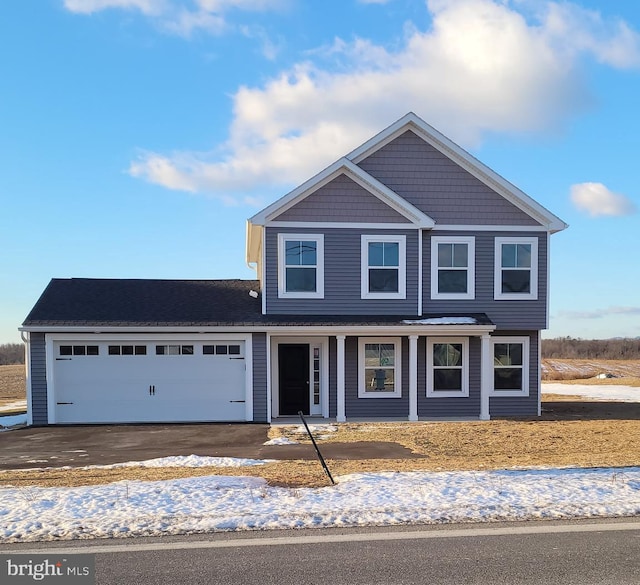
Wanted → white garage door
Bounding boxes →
[52,340,248,423]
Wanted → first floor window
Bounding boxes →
[495,237,538,300]
[427,338,469,397]
[361,235,406,299]
[491,337,529,396]
[358,338,402,398]
[278,233,324,298]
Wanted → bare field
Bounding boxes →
[0,364,26,404]
[542,358,640,383]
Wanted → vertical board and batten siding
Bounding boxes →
[489,331,539,417]
[424,231,548,330]
[273,175,409,223]
[344,337,409,418]
[357,130,543,227]
[265,227,419,315]
[29,333,48,425]
[417,336,482,418]
[251,332,268,422]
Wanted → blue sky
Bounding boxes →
[1,0,639,344]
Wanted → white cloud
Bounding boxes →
[558,306,640,320]
[570,182,637,217]
[128,0,640,202]
[65,0,287,37]
[64,0,167,15]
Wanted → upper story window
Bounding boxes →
[431,236,475,300]
[426,338,469,397]
[278,234,324,299]
[491,337,529,396]
[361,235,406,299]
[494,237,538,300]
[358,337,402,398]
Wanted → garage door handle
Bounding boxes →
[230,400,245,403]
[149,385,156,396]
[56,402,73,405]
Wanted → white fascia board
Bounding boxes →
[432,224,550,232]
[249,157,435,228]
[348,112,568,234]
[22,324,497,336]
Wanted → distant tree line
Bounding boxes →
[0,343,25,365]
[542,337,640,360]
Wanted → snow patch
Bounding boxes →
[263,437,299,445]
[402,317,477,325]
[542,383,640,402]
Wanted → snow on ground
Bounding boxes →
[542,383,640,402]
[0,466,639,542]
[263,437,299,445]
[0,413,27,430]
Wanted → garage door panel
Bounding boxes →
[53,340,248,423]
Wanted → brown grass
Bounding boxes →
[0,364,26,405]
[542,358,640,382]
[1,360,639,489]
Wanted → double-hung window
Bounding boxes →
[431,236,475,299]
[494,237,538,300]
[361,235,406,299]
[491,337,529,396]
[426,338,469,397]
[358,338,402,398]
[278,234,324,298]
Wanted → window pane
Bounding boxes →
[452,243,468,267]
[122,345,134,355]
[155,345,165,355]
[368,242,384,266]
[383,242,399,266]
[494,343,523,366]
[134,345,146,355]
[494,368,523,390]
[300,241,317,266]
[438,243,453,267]
[364,343,395,367]
[501,244,516,268]
[215,345,228,355]
[228,345,241,355]
[60,346,72,356]
[369,268,398,292]
[285,241,302,266]
[73,346,86,356]
[438,270,467,293]
[434,369,462,391]
[286,267,317,292]
[379,343,395,366]
[182,345,194,355]
[203,345,214,355]
[433,343,462,367]
[365,368,395,391]
[108,345,120,355]
[168,345,180,355]
[86,346,99,356]
[502,270,530,294]
[516,244,531,268]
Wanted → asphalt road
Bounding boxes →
[2,519,639,584]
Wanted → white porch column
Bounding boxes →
[336,335,346,422]
[408,335,418,421]
[480,334,491,420]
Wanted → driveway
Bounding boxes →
[0,424,420,470]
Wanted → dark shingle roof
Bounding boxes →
[22,278,494,329]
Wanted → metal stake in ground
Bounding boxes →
[298,411,336,485]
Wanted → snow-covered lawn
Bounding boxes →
[0,464,639,542]
[542,383,640,402]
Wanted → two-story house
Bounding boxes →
[21,112,567,426]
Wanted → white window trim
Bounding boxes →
[277,233,324,299]
[361,235,406,300]
[358,337,402,398]
[430,236,475,300]
[490,336,530,397]
[494,237,538,300]
[426,337,469,397]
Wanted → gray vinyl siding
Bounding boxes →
[265,227,419,315]
[273,175,408,223]
[424,231,548,330]
[344,337,409,418]
[489,331,539,417]
[358,130,542,226]
[251,332,268,422]
[417,336,481,418]
[29,332,48,425]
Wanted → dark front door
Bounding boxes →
[278,344,310,415]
